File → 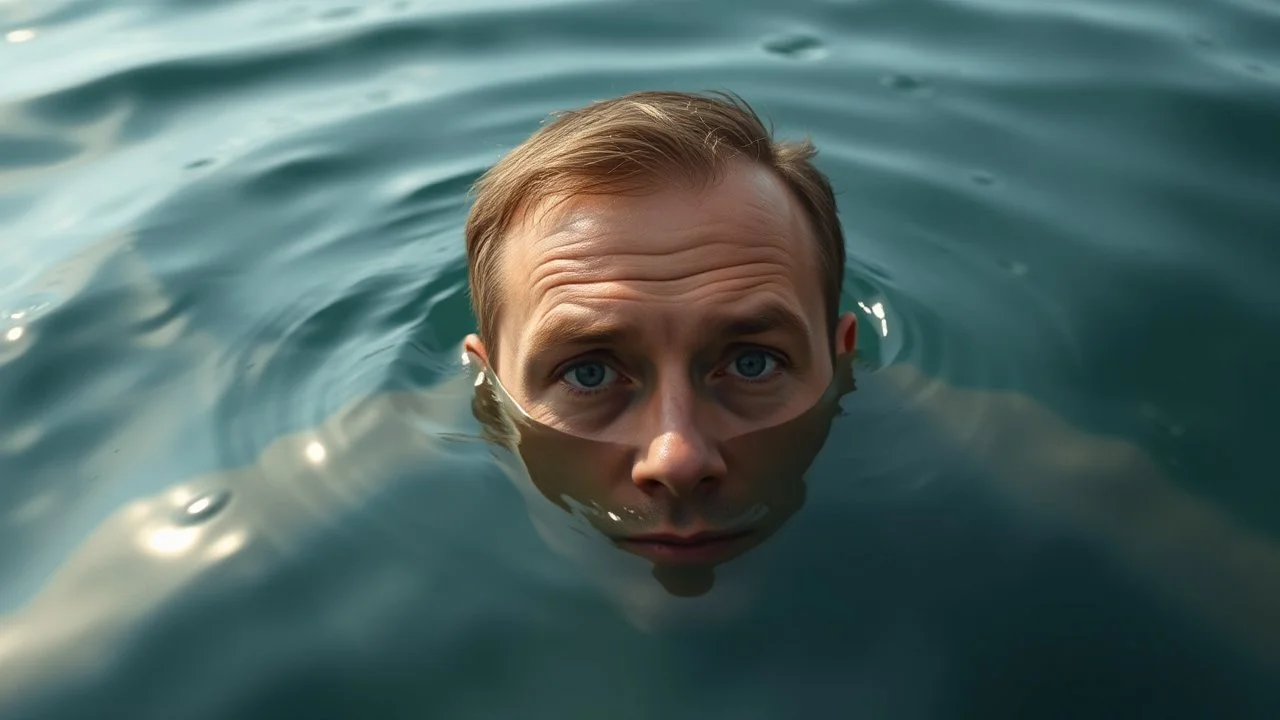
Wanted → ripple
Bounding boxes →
[318,7,361,21]
[761,33,828,61]
[2,0,1279,710]
[4,29,36,44]
[880,72,928,92]
[1190,33,1217,48]
[0,135,81,169]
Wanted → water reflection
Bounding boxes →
[304,440,327,465]
[140,526,200,557]
[204,531,247,561]
[0,347,1277,715]
[4,29,35,44]
[175,490,232,526]
[858,300,889,337]
[466,348,857,597]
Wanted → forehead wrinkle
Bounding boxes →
[530,234,797,284]
[531,277,800,337]
[532,264,796,308]
[496,162,828,367]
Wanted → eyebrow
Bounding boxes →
[525,300,811,358]
[525,313,638,356]
[700,301,812,347]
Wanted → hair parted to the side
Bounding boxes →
[464,90,846,363]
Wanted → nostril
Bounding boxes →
[633,473,719,499]
[635,477,667,496]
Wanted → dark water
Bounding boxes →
[2,0,1280,717]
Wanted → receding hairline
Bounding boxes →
[502,155,743,242]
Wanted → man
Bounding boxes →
[460,91,857,573]
[458,89,1280,658]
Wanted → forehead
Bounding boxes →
[497,161,825,356]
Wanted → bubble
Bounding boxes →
[184,158,214,170]
[761,33,827,61]
[970,171,996,187]
[174,489,232,526]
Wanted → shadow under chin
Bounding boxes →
[652,565,717,597]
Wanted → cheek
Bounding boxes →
[522,438,634,504]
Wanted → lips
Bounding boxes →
[615,528,754,566]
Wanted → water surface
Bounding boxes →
[2,0,1280,717]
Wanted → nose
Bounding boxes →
[630,390,727,498]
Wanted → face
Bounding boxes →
[465,159,856,569]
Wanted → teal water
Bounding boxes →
[2,0,1280,717]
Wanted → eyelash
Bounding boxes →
[556,348,789,396]
[720,349,790,384]
[558,359,623,397]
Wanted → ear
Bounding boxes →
[463,333,491,366]
[833,311,857,356]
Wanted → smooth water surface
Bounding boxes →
[2,0,1279,717]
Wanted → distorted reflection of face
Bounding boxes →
[464,159,857,594]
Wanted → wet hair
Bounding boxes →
[464,90,845,363]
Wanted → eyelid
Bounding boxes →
[724,344,790,367]
[552,346,788,391]
[718,346,789,383]
[556,355,627,396]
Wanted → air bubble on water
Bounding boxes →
[175,489,231,526]
[1190,33,1215,49]
[761,33,828,61]
[184,158,214,170]
[971,171,996,187]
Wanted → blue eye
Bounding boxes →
[562,361,618,391]
[728,350,779,380]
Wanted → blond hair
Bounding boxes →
[464,90,845,361]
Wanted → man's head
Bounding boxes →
[463,90,856,568]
